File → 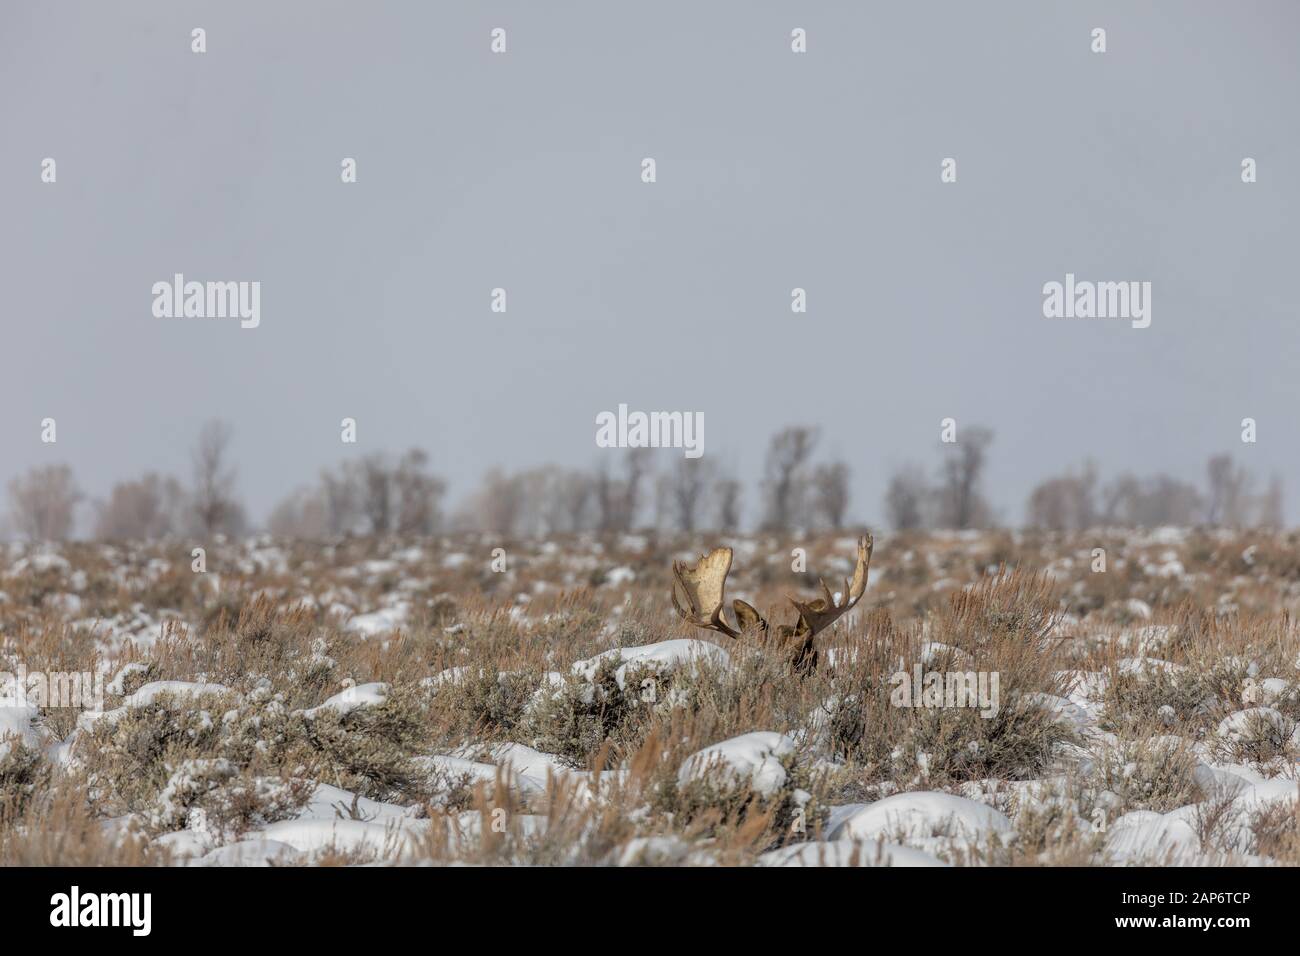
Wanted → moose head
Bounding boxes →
[670,534,873,671]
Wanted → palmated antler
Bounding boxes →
[786,534,873,639]
[671,534,873,671]
[671,546,747,638]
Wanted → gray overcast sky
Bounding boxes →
[2,1,1298,527]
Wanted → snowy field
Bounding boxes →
[2,527,1299,866]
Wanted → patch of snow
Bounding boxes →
[612,836,693,866]
[346,605,410,637]
[78,681,234,729]
[254,818,430,859]
[1215,706,1292,743]
[604,565,636,586]
[1117,657,1188,678]
[830,791,1012,844]
[1122,599,1153,620]
[758,840,947,867]
[678,731,796,798]
[0,703,47,757]
[190,839,304,867]
[1020,692,1093,731]
[1105,810,1199,864]
[8,552,71,575]
[571,639,731,690]
[302,682,389,720]
[297,783,416,824]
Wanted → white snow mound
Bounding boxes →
[678,731,796,798]
[303,682,389,719]
[571,639,731,690]
[831,791,1012,844]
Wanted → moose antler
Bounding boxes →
[671,534,873,670]
[787,535,873,639]
[671,546,743,638]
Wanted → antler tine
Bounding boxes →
[671,546,741,638]
[788,534,874,639]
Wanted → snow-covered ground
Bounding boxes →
[2,531,1298,866]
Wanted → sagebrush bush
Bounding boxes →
[0,743,51,823]
[1091,735,1202,813]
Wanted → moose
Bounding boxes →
[670,534,873,671]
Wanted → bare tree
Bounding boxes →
[595,450,653,532]
[935,426,994,529]
[1260,475,1285,528]
[760,426,818,531]
[1202,457,1283,529]
[660,458,713,532]
[1206,454,1252,527]
[394,448,445,535]
[811,460,851,529]
[95,473,184,540]
[884,464,927,531]
[594,465,616,532]
[267,487,329,538]
[191,420,244,535]
[621,448,652,531]
[520,466,573,535]
[1101,474,1139,526]
[320,464,361,535]
[1025,462,1098,532]
[1144,475,1204,526]
[1103,472,1203,527]
[459,466,580,536]
[476,467,526,535]
[359,454,394,534]
[8,464,81,541]
[715,476,742,532]
[350,450,445,536]
[558,470,593,532]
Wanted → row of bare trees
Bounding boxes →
[269,449,446,538]
[1023,454,1284,531]
[449,427,853,536]
[5,420,248,542]
[7,423,448,543]
[883,430,1285,532]
[7,464,82,542]
[3,419,1287,541]
[454,454,738,535]
[757,426,852,531]
[884,426,997,530]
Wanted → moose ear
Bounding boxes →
[732,599,767,633]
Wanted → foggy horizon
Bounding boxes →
[4,1,1299,532]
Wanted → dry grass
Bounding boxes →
[1,528,1298,865]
